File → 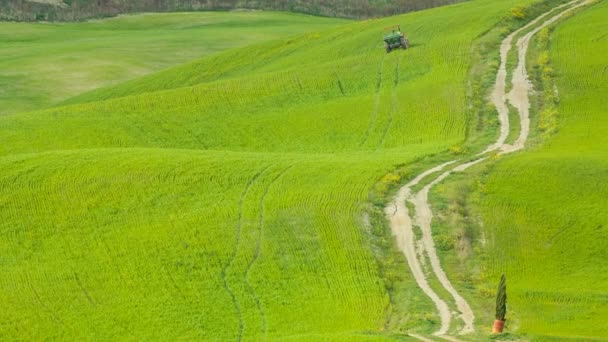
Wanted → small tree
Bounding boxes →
[496,274,507,320]
[496,273,507,321]
[492,274,507,333]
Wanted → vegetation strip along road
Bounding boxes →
[386,0,589,338]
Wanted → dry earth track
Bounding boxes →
[385,0,589,338]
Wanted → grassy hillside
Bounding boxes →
[1,0,462,22]
[2,0,509,156]
[0,11,347,115]
[0,0,573,339]
[478,1,608,339]
[1,149,416,340]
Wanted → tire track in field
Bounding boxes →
[244,165,293,339]
[377,55,402,149]
[386,1,586,337]
[27,277,63,324]
[360,56,386,147]
[162,263,188,302]
[335,72,346,95]
[73,272,96,306]
[221,166,270,342]
[72,270,137,338]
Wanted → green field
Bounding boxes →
[478,1,608,339]
[1,0,605,340]
[0,11,347,115]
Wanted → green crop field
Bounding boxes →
[0,11,347,115]
[1,0,605,340]
[478,1,608,339]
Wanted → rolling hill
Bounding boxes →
[418,0,607,340]
[0,11,347,115]
[478,1,608,338]
[0,0,605,340]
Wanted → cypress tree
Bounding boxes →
[495,274,507,321]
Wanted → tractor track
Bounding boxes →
[27,278,63,324]
[244,165,293,339]
[221,166,269,342]
[385,0,588,337]
[73,272,96,306]
[360,56,386,147]
[377,56,402,149]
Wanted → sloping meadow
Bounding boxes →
[0,0,550,339]
[480,1,608,338]
[0,11,347,116]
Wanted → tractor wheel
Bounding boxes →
[386,46,391,53]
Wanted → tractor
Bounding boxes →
[383,25,409,53]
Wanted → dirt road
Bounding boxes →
[502,0,590,153]
[385,162,456,336]
[385,0,587,337]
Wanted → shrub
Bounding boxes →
[510,6,526,19]
[450,145,465,155]
[435,233,456,251]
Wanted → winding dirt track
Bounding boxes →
[386,1,587,338]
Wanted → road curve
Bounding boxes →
[385,0,587,337]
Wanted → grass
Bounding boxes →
[0,0,585,339]
[425,1,607,340]
[505,102,521,144]
[479,2,608,338]
[0,11,348,115]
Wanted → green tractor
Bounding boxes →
[383,25,409,53]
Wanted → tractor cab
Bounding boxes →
[383,25,409,53]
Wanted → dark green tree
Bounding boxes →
[495,274,507,321]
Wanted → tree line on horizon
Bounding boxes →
[1,0,462,21]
